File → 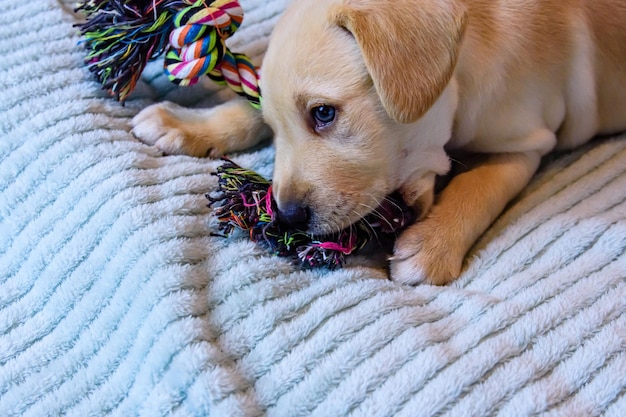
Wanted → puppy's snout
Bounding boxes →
[276,201,310,228]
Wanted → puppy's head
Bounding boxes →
[261,0,467,233]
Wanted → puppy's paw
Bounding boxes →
[390,217,464,286]
[131,101,225,157]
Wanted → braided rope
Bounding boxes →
[164,0,261,107]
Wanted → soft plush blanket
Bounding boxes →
[1,1,625,416]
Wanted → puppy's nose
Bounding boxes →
[276,201,310,228]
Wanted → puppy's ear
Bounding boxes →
[333,0,467,123]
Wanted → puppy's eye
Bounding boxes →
[310,105,336,128]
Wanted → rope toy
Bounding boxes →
[208,159,415,269]
[76,0,261,105]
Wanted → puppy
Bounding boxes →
[132,0,626,285]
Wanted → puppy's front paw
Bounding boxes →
[390,217,464,286]
[131,101,223,157]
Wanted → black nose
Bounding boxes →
[276,201,310,228]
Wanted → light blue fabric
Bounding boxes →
[1,1,625,416]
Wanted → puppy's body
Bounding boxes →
[452,0,626,154]
[133,0,626,285]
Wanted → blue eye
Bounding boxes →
[311,105,336,127]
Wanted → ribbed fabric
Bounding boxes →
[1,1,624,416]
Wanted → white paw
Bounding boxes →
[389,218,464,286]
[131,101,223,157]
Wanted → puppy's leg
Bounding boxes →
[391,151,542,285]
[131,99,271,157]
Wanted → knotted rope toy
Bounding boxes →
[208,159,415,269]
[76,0,261,105]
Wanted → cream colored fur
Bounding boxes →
[132,0,626,285]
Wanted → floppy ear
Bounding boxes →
[333,0,467,123]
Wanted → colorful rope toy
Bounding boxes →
[208,159,415,269]
[76,0,261,106]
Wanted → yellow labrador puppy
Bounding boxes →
[132,0,626,285]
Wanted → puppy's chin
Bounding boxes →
[307,190,416,236]
[303,194,382,236]
[305,207,368,236]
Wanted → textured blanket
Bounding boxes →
[1,1,625,416]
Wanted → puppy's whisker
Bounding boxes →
[328,214,346,235]
[354,210,381,243]
[383,195,405,214]
[358,202,394,231]
[448,157,466,169]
